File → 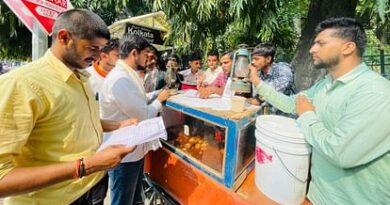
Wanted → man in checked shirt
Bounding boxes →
[248,42,295,115]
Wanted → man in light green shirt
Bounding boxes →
[250,17,390,204]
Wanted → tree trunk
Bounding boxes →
[291,0,358,91]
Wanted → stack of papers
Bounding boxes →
[98,117,167,151]
[170,90,260,111]
[170,90,230,110]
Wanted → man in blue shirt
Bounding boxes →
[250,17,390,205]
[248,43,295,115]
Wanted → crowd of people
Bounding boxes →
[0,8,389,205]
[0,61,29,75]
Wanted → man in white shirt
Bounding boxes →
[86,38,119,100]
[99,34,170,205]
[179,51,203,89]
[198,51,234,98]
[202,50,223,85]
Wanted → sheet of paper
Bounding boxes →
[98,117,167,151]
[181,89,220,98]
[169,94,260,111]
[169,95,230,110]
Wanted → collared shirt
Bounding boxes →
[258,62,294,115]
[210,71,229,88]
[86,62,107,100]
[204,66,223,85]
[256,63,390,205]
[179,68,203,85]
[0,50,105,205]
[99,60,162,162]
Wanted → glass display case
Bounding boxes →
[161,100,259,189]
[165,115,226,174]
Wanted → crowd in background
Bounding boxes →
[0,61,29,75]
[0,8,388,205]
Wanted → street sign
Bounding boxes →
[126,23,166,45]
[3,0,35,33]
[20,0,72,35]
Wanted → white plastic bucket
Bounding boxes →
[255,115,311,205]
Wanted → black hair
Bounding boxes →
[188,51,202,62]
[207,50,219,58]
[148,45,166,71]
[101,38,119,53]
[221,50,234,59]
[166,54,180,63]
[148,44,158,55]
[315,17,366,57]
[52,9,110,42]
[252,42,276,62]
[119,33,151,59]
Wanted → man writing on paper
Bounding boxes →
[99,34,170,205]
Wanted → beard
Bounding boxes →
[136,65,146,71]
[135,57,147,71]
[313,55,340,71]
[63,43,89,69]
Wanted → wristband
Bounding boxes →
[74,159,81,179]
[79,158,86,178]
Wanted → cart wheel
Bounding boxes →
[143,173,180,205]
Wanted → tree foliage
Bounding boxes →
[0,0,153,60]
[357,0,390,44]
[149,0,306,55]
[0,0,389,64]
[70,0,152,25]
[0,2,31,60]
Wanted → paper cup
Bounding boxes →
[231,96,246,112]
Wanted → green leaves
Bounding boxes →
[357,0,390,44]
[1,0,389,59]
[376,0,388,21]
[0,1,31,60]
[149,0,303,55]
[0,0,154,59]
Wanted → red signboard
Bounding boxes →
[4,0,35,33]
[20,0,72,35]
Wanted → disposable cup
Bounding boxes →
[231,96,246,112]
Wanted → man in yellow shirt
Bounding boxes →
[0,9,136,205]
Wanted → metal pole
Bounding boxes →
[379,49,385,76]
[32,20,48,60]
